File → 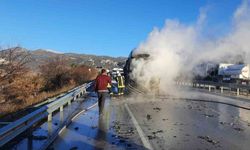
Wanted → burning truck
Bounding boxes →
[124,50,160,94]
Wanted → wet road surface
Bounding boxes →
[51,96,144,150]
[7,95,97,150]
[51,89,250,150]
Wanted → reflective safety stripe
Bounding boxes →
[117,76,125,88]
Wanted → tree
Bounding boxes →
[0,47,31,84]
[71,65,98,85]
[2,72,43,103]
[0,47,32,103]
[40,56,71,91]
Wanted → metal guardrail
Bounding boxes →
[33,82,91,108]
[177,80,250,96]
[0,82,91,147]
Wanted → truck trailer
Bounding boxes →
[218,63,250,84]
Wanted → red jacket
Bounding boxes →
[94,74,111,92]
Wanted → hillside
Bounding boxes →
[31,49,126,70]
[1,47,127,71]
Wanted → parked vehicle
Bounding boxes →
[218,63,250,84]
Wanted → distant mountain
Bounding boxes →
[19,49,127,70]
[1,47,127,71]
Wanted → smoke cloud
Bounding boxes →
[130,0,250,94]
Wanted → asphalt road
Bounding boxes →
[51,89,250,150]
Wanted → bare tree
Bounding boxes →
[0,47,31,84]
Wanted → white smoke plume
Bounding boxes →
[130,0,250,94]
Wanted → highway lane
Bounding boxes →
[51,88,250,150]
[51,95,145,150]
[126,89,250,150]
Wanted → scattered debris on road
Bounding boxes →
[32,135,47,140]
[233,127,244,132]
[147,135,157,140]
[187,105,192,109]
[197,136,219,145]
[146,114,152,120]
[203,114,215,118]
[162,118,168,121]
[153,107,161,112]
[112,121,121,132]
[152,130,163,135]
[219,121,245,132]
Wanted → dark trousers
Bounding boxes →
[97,92,109,114]
[118,87,124,94]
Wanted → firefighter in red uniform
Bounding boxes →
[94,69,112,115]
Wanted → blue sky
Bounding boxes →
[0,0,242,57]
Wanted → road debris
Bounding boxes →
[147,130,163,140]
[146,114,152,120]
[112,121,121,132]
[203,114,215,118]
[147,135,157,140]
[197,136,219,145]
[219,121,226,125]
[233,127,244,132]
[153,107,161,112]
[187,105,192,109]
[152,130,163,135]
[74,127,79,131]
[32,135,47,140]
[162,118,168,121]
[220,121,244,132]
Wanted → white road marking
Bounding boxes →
[125,103,153,150]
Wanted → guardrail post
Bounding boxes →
[220,87,223,93]
[60,106,63,112]
[68,100,71,105]
[48,113,52,122]
[237,88,240,96]
[208,85,211,92]
[60,111,64,124]
[48,121,52,135]
[28,134,33,150]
